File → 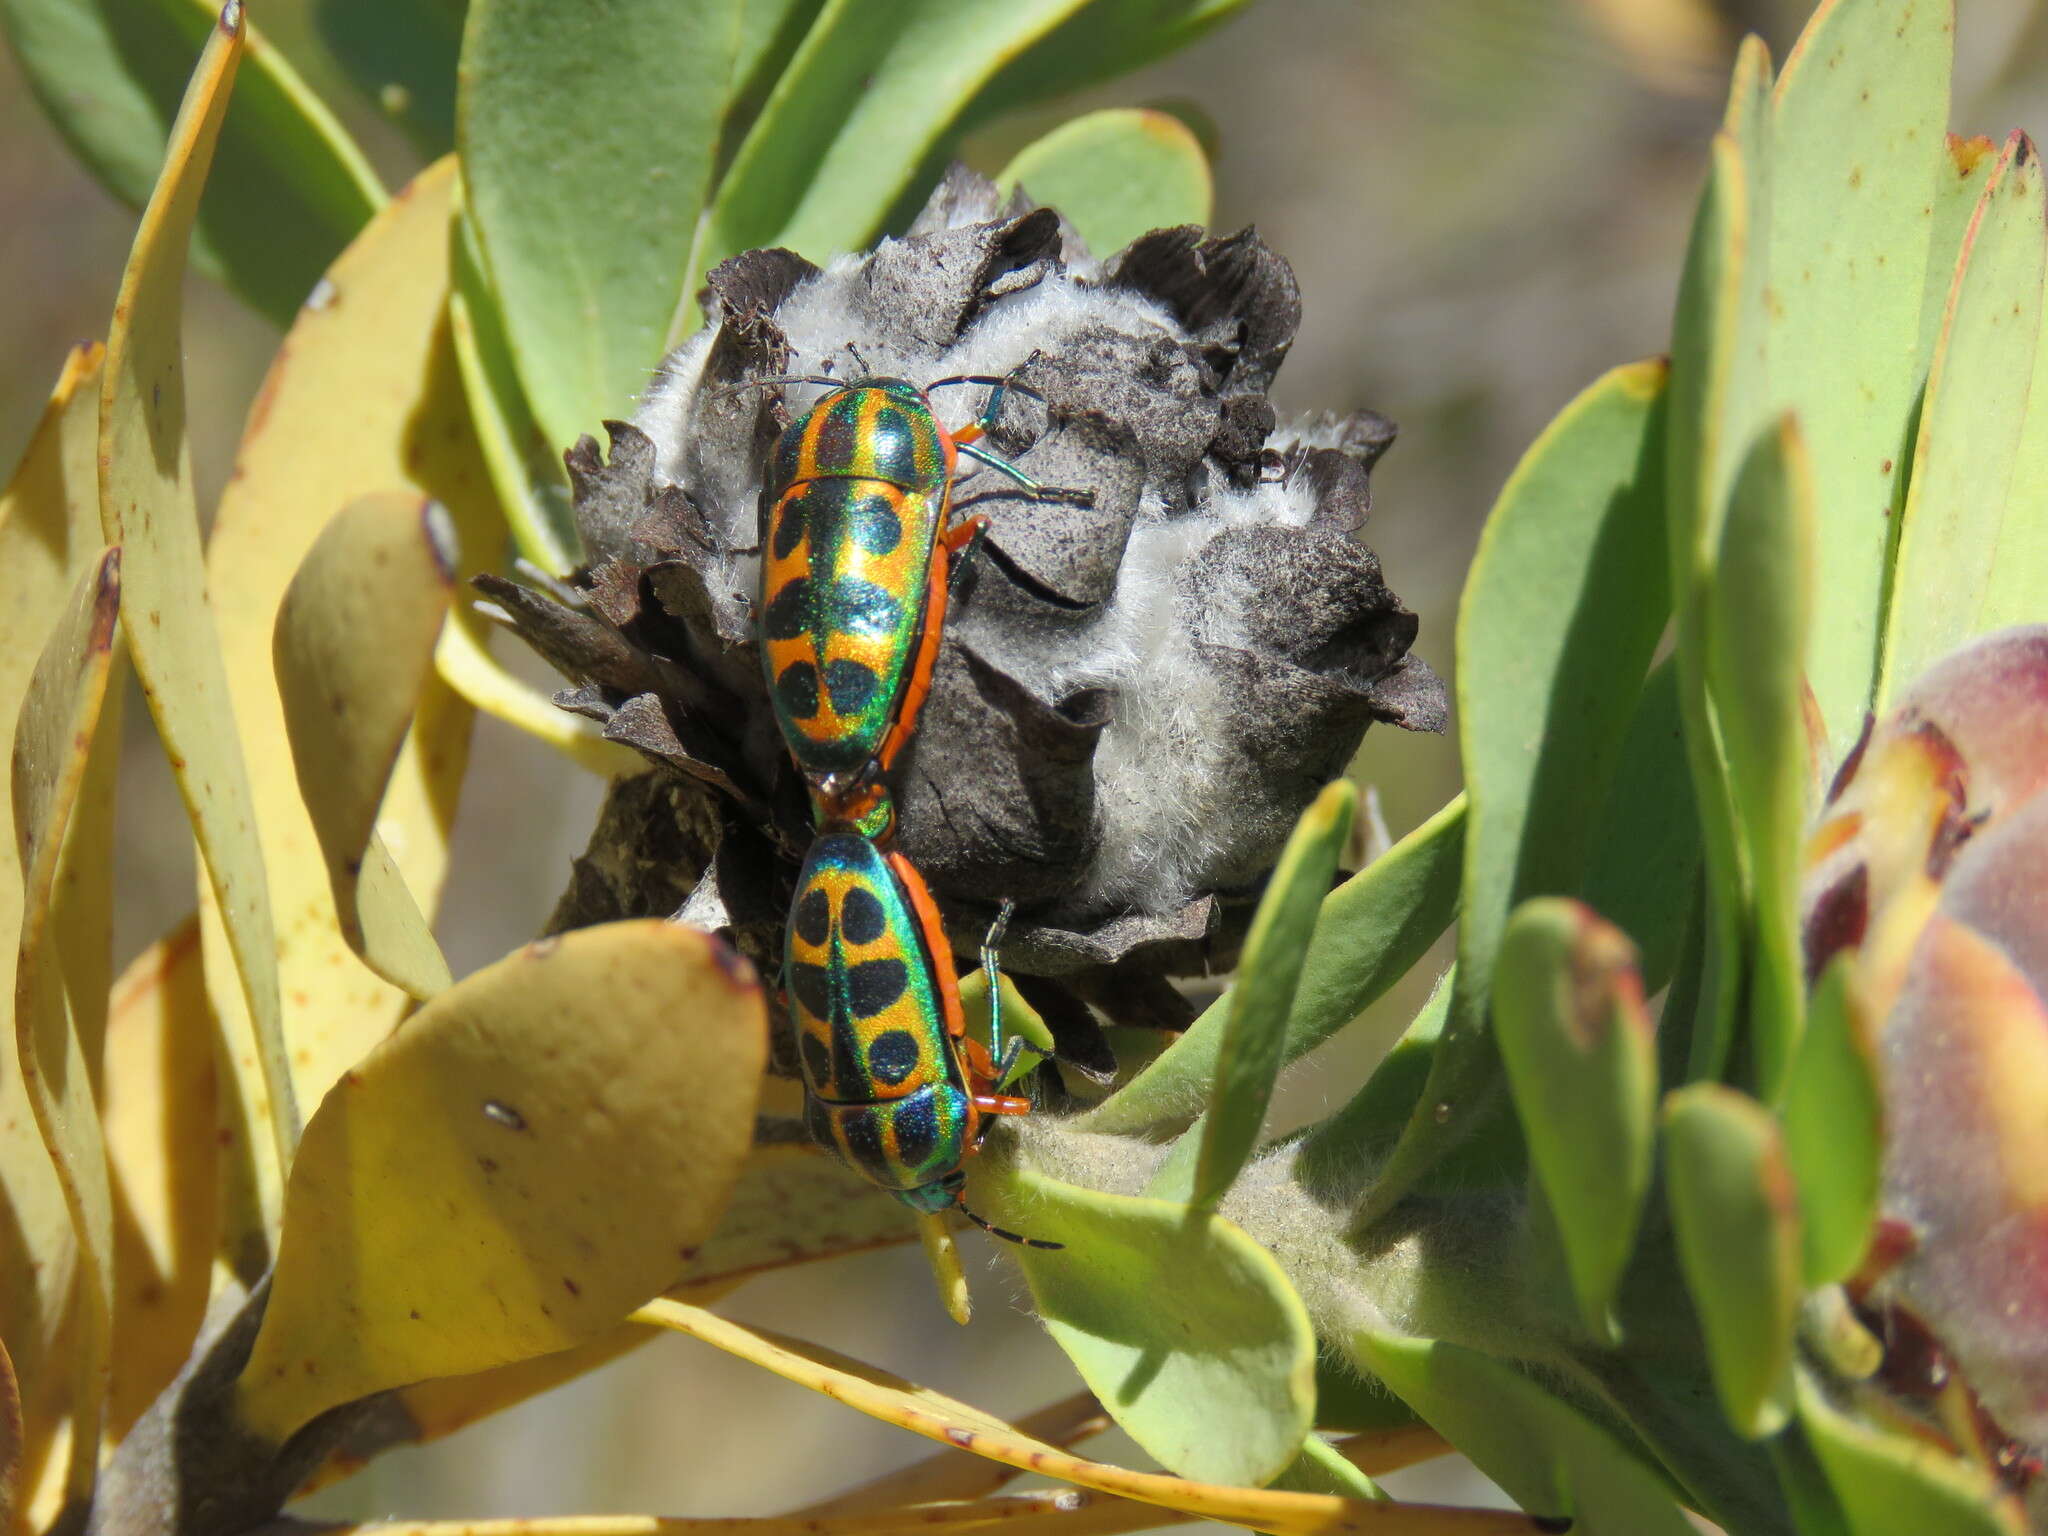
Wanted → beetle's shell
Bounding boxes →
[759,381,951,777]
[787,833,973,1195]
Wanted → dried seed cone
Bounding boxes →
[487,170,1444,991]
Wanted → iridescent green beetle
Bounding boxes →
[785,831,1054,1244]
[754,370,1088,836]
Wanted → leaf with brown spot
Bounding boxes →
[235,921,766,1444]
[12,546,123,1513]
[0,344,103,1490]
[273,492,456,1000]
[97,5,299,1252]
[206,153,499,1121]
[101,917,220,1437]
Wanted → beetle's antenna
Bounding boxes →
[710,375,846,403]
[961,1204,1063,1250]
[846,341,873,374]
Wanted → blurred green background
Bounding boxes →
[6,0,2048,1520]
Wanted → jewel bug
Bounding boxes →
[751,367,1089,832]
[785,831,1057,1247]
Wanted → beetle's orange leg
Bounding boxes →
[941,512,988,553]
[972,1093,1035,1117]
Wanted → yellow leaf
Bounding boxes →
[235,922,766,1443]
[12,548,123,1516]
[435,610,640,777]
[96,4,298,1264]
[298,1135,926,1492]
[272,492,457,1000]
[637,1302,1541,1536]
[0,1335,18,1531]
[0,342,103,1499]
[295,1278,739,1497]
[205,152,503,1128]
[675,1138,918,1287]
[102,919,219,1438]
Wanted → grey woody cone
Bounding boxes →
[483,167,1445,1013]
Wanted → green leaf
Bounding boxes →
[235,920,767,1444]
[313,0,464,155]
[449,183,580,576]
[1989,159,2048,635]
[1365,355,1670,1222]
[973,1157,1316,1488]
[699,0,1095,270]
[1768,1424,1854,1536]
[1665,40,1774,1084]
[1350,1332,1694,1535]
[1881,132,2048,706]
[1779,956,1881,1287]
[1296,967,1453,1194]
[1265,1435,1383,1501]
[1168,780,1355,1210]
[1,0,384,326]
[996,107,1212,257]
[1708,413,1815,1096]
[1580,658,1700,995]
[1493,899,1657,1341]
[1768,0,1951,761]
[1661,1084,1801,1438]
[272,491,455,1001]
[1077,794,1463,1138]
[968,0,1252,123]
[1917,137,2000,368]
[1312,1351,1423,1435]
[458,0,741,455]
[1796,1369,2027,1536]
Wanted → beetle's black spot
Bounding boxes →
[794,887,831,946]
[817,397,859,468]
[867,1029,920,1087]
[840,886,887,946]
[776,661,821,721]
[772,493,809,560]
[841,1107,892,1180]
[798,1030,831,1087]
[763,578,812,641]
[788,961,833,1020]
[869,405,919,483]
[846,957,908,1017]
[825,659,880,716]
[849,493,902,556]
[890,1091,940,1171]
[829,577,900,636]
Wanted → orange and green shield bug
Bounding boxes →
[755,371,1089,830]
[785,832,1055,1245]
